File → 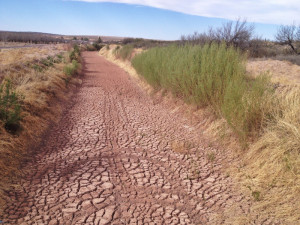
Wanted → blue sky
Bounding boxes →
[0,0,299,40]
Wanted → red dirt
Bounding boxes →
[3,52,250,224]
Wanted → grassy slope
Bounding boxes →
[0,46,82,214]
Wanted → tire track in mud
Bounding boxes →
[3,52,249,224]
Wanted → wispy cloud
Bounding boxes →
[72,0,300,25]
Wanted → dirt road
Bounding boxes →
[3,52,249,224]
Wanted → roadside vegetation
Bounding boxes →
[131,42,299,221]
[113,44,134,60]
[0,44,82,214]
[132,43,273,145]
[100,20,300,222]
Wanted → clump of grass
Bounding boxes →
[33,64,43,72]
[63,45,82,84]
[69,44,81,61]
[0,79,22,133]
[56,53,64,63]
[114,44,134,60]
[63,59,80,85]
[86,43,104,51]
[132,43,273,143]
[31,54,64,72]
[207,152,216,162]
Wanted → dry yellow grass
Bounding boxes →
[0,44,80,215]
[0,44,67,67]
[100,45,300,223]
[0,42,30,47]
[247,58,300,85]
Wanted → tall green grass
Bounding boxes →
[114,45,134,60]
[132,43,273,143]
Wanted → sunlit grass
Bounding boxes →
[132,43,273,143]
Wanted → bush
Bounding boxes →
[93,43,104,51]
[248,39,279,58]
[63,60,79,77]
[181,19,255,50]
[69,44,81,61]
[41,57,54,67]
[54,54,64,63]
[86,43,104,51]
[0,79,22,133]
[132,43,273,143]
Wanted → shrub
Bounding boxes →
[33,64,43,72]
[69,44,81,61]
[63,60,79,77]
[41,57,54,67]
[0,79,22,133]
[69,51,77,61]
[86,43,104,51]
[93,43,104,51]
[54,54,64,63]
[132,43,273,143]
[181,19,255,50]
[96,37,103,44]
[275,24,300,54]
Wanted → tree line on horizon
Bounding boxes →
[0,31,68,44]
[180,19,300,57]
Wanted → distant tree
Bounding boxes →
[213,19,255,49]
[275,24,300,54]
[297,26,300,40]
[97,37,103,43]
[84,37,89,41]
[73,36,77,40]
[181,18,255,50]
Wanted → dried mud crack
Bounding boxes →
[3,52,250,224]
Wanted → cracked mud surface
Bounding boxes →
[3,52,249,224]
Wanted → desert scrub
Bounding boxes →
[114,44,134,60]
[69,44,81,61]
[132,43,273,143]
[64,45,82,83]
[0,79,22,133]
[64,60,79,76]
[32,54,65,72]
[63,59,81,85]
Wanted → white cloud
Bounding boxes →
[72,0,300,25]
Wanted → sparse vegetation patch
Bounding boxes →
[0,79,22,133]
